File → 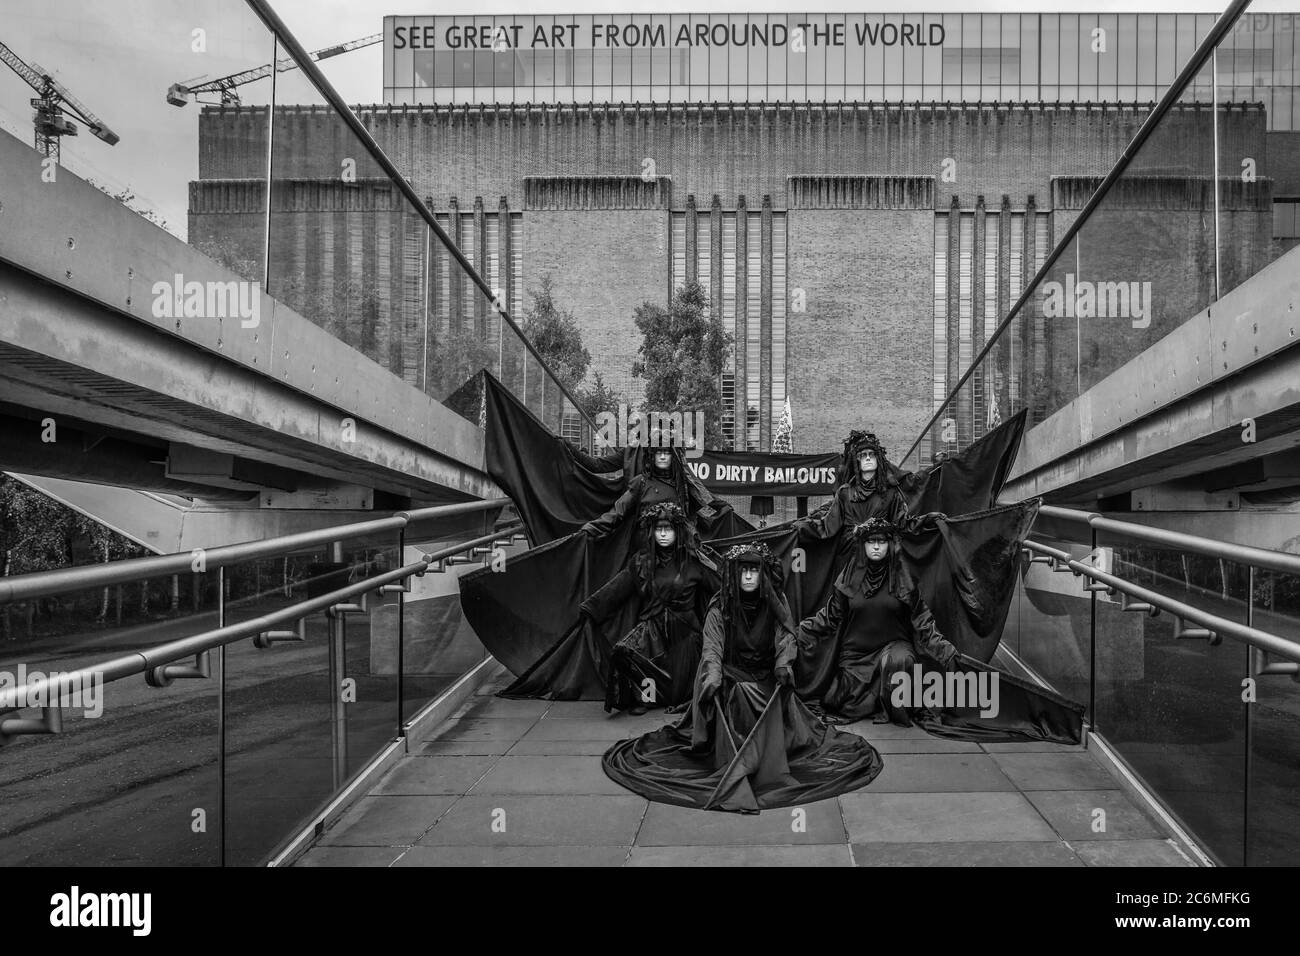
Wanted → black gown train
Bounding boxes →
[603,546,884,812]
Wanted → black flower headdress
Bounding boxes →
[851,516,901,541]
[837,430,897,488]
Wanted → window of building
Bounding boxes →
[1274,199,1300,238]
[671,208,787,451]
[933,206,1051,457]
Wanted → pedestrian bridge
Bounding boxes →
[0,0,1296,870]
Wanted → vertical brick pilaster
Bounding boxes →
[997,195,1012,417]
[685,194,697,287]
[710,194,727,448]
[970,193,986,442]
[735,193,749,447]
[945,194,961,450]
[760,194,773,451]
[473,195,487,339]
[448,196,462,334]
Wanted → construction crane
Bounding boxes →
[0,39,119,163]
[167,33,381,108]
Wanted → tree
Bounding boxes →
[192,234,262,286]
[88,180,169,232]
[576,370,622,421]
[632,280,732,450]
[428,326,496,400]
[521,275,590,393]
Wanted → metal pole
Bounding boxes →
[397,528,405,734]
[261,36,277,291]
[217,565,226,867]
[1244,565,1253,867]
[328,611,346,789]
[1075,239,1082,398]
[1212,47,1222,301]
[422,226,431,392]
[1089,529,1097,730]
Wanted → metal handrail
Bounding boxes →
[1023,539,1300,665]
[242,0,596,431]
[0,524,522,714]
[1035,504,1300,576]
[903,0,1252,465]
[0,498,509,605]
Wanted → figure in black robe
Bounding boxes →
[500,501,716,705]
[798,430,945,551]
[580,502,717,713]
[799,516,961,726]
[579,444,701,539]
[602,542,884,813]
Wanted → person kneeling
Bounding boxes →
[601,542,883,813]
[799,517,961,727]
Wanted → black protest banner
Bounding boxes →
[683,450,840,496]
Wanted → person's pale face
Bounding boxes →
[653,521,677,548]
[653,449,673,471]
[858,449,878,478]
[864,535,890,562]
[739,565,761,592]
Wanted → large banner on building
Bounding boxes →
[684,450,839,496]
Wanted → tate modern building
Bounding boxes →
[192,12,1295,458]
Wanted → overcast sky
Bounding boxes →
[0,1,1287,237]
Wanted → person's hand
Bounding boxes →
[775,665,794,687]
[700,675,721,702]
[943,651,961,673]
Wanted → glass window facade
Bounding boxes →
[670,208,788,451]
[386,13,1300,129]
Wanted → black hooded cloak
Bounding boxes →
[601,543,885,813]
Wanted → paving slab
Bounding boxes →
[295,845,406,867]
[369,755,500,795]
[507,738,621,756]
[980,740,1086,753]
[868,754,1017,792]
[1026,790,1165,841]
[520,720,644,741]
[299,666,1193,867]
[455,697,552,719]
[627,845,854,866]
[426,718,540,742]
[318,795,458,847]
[418,738,517,756]
[417,794,648,846]
[852,841,1082,866]
[989,752,1118,791]
[1073,839,1195,867]
[871,739,982,754]
[635,799,846,846]
[395,845,630,866]
[469,755,630,795]
[838,720,935,740]
[841,792,1058,843]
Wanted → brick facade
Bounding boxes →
[190,101,1275,458]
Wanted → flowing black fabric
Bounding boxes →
[482,371,752,545]
[893,408,1029,516]
[602,684,884,813]
[463,383,1080,743]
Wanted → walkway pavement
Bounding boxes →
[295,673,1195,867]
